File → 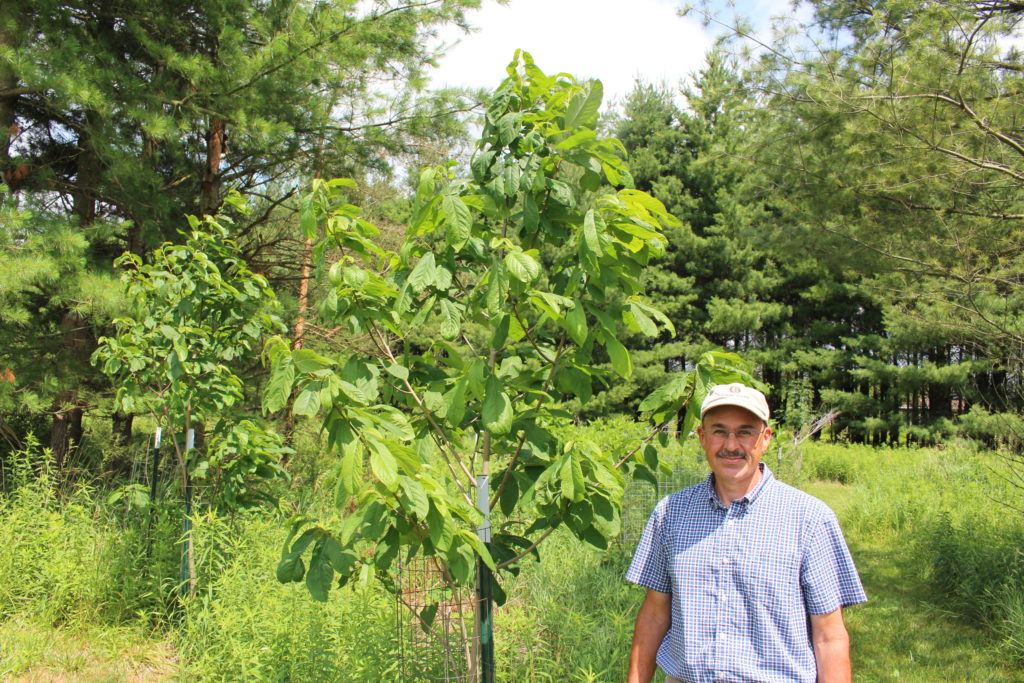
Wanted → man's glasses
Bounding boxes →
[705,427,765,446]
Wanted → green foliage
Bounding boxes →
[0,436,175,625]
[267,54,757,604]
[4,426,1024,679]
[177,513,403,681]
[797,439,1024,666]
[1,0,482,471]
[93,213,289,510]
[727,0,1024,426]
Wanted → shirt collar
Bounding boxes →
[704,463,775,509]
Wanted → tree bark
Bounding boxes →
[112,411,133,445]
[51,105,102,466]
[0,4,23,187]
[199,117,225,216]
[281,236,314,446]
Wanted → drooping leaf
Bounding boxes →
[626,303,659,337]
[300,197,317,239]
[292,387,321,417]
[398,475,429,520]
[486,261,510,314]
[263,357,295,414]
[408,252,437,293]
[458,529,496,571]
[293,348,333,373]
[370,444,399,491]
[482,374,513,435]
[306,539,334,602]
[439,299,461,340]
[604,336,632,378]
[442,195,472,250]
[565,301,587,345]
[443,377,468,427]
[505,250,541,284]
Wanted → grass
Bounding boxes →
[805,481,1020,682]
[0,618,175,682]
[3,435,1024,680]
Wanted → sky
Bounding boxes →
[428,0,801,106]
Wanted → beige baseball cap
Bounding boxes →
[700,383,770,422]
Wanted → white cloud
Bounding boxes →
[429,0,714,106]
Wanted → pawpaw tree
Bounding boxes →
[265,53,755,616]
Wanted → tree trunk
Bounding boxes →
[50,307,91,468]
[50,395,84,471]
[0,5,25,189]
[199,117,225,216]
[281,236,314,446]
[50,104,103,468]
[928,346,952,420]
[112,411,133,445]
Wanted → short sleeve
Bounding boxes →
[800,513,867,614]
[625,504,671,594]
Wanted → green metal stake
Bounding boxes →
[476,474,495,683]
[145,428,162,552]
[149,427,162,506]
[180,428,194,599]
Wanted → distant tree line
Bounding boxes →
[594,0,1024,447]
[4,0,1024,485]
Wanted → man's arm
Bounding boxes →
[627,588,671,683]
[810,607,851,683]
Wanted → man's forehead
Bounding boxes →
[706,418,760,428]
[702,405,765,427]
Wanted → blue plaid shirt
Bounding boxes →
[626,464,867,683]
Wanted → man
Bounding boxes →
[626,383,866,683]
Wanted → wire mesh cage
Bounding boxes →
[619,466,704,548]
[397,555,479,681]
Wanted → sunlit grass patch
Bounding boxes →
[0,617,175,682]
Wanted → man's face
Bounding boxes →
[697,405,771,489]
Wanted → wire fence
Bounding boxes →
[619,466,705,549]
[397,555,479,681]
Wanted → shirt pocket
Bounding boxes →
[737,547,801,608]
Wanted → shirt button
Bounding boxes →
[726,519,736,526]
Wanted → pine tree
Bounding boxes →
[0,0,480,464]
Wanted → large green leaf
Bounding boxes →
[505,250,541,284]
[626,303,659,337]
[565,301,587,345]
[293,348,333,373]
[605,336,632,378]
[300,196,317,239]
[292,387,321,417]
[427,502,453,552]
[439,299,461,340]
[398,475,429,520]
[408,252,437,293]
[458,529,496,571]
[582,209,601,254]
[639,372,693,414]
[482,374,513,435]
[370,444,399,491]
[306,539,334,602]
[486,261,510,314]
[337,442,363,505]
[262,357,295,414]
[443,377,468,427]
[442,195,472,249]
